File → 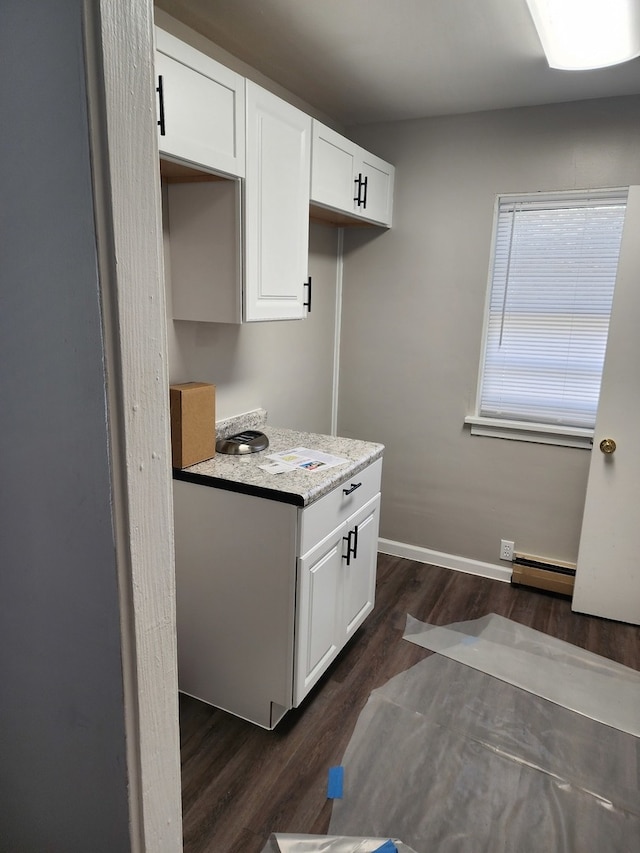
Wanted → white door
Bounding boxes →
[572,185,640,625]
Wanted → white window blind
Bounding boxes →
[478,190,628,430]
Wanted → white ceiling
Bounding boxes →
[156,0,640,125]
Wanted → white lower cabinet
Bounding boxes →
[294,492,380,706]
[172,457,382,729]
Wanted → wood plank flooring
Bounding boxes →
[179,555,640,853]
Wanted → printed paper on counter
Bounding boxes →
[266,447,349,472]
[258,461,293,474]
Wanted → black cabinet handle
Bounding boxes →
[361,175,368,209]
[343,482,361,496]
[354,173,364,206]
[342,525,360,565]
[156,75,166,136]
[343,529,354,565]
[303,276,312,313]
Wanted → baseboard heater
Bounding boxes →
[511,552,576,597]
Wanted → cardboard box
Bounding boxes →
[169,382,215,469]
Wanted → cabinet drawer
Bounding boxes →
[299,457,382,557]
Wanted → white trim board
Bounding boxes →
[330,227,344,436]
[92,1,183,849]
[378,538,513,584]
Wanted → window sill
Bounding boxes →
[464,416,593,449]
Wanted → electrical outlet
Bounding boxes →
[500,539,515,561]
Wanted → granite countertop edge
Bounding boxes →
[173,412,384,507]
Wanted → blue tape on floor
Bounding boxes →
[372,842,397,853]
[327,765,344,799]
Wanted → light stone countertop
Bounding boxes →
[174,413,384,507]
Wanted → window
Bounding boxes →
[466,189,628,448]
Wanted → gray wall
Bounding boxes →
[340,96,640,566]
[0,2,130,848]
[166,220,340,434]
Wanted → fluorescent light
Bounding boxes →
[526,0,640,69]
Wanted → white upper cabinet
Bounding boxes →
[155,28,245,178]
[310,121,394,227]
[244,81,312,321]
[158,30,396,324]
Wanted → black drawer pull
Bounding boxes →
[343,482,362,496]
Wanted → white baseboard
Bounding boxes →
[378,538,512,584]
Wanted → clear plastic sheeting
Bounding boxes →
[403,613,640,736]
[328,620,640,852]
[260,834,417,853]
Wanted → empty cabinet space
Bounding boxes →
[165,175,243,323]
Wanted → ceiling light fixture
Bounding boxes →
[526,0,640,69]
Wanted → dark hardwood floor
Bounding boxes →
[179,555,640,853]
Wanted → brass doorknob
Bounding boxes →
[599,438,616,454]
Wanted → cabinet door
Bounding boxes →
[155,29,245,178]
[343,493,380,639]
[245,81,311,321]
[294,526,345,706]
[357,151,395,227]
[310,122,359,213]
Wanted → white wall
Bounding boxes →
[340,96,640,567]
